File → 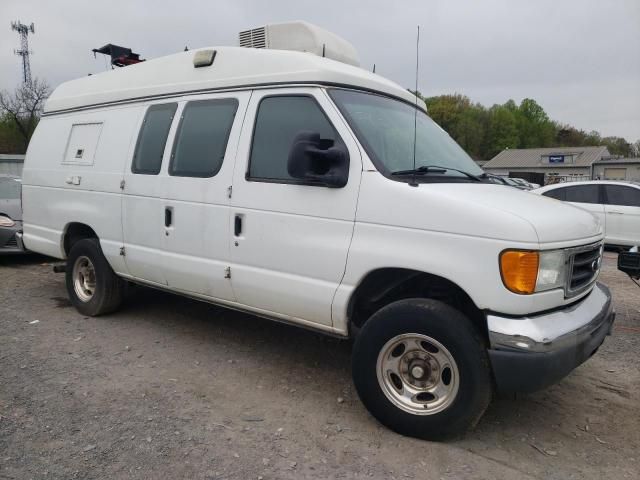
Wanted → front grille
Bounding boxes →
[4,234,17,248]
[566,243,602,296]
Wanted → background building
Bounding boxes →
[592,157,640,182]
[0,153,24,176]
[482,146,619,185]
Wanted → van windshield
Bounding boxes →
[329,89,483,181]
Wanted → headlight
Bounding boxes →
[0,215,15,227]
[500,249,566,294]
[536,250,567,292]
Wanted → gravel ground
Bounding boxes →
[1,251,638,480]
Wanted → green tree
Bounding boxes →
[411,91,635,160]
[486,105,519,158]
[602,136,632,157]
[516,98,554,148]
[0,78,50,153]
[0,114,25,154]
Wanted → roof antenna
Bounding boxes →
[409,25,420,188]
[372,63,376,73]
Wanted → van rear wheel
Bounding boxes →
[65,238,124,316]
[352,298,492,440]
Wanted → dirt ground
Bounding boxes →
[1,251,638,480]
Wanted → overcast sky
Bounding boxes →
[1,0,639,142]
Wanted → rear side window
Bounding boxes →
[563,185,600,204]
[542,188,566,200]
[248,96,343,183]
[132,103,177,174]
[170,98,238,178]
[603,185,640,207]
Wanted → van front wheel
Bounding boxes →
[65,238,124,316]
[352,298,492,440]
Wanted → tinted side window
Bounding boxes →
[132,103,177,174]
[170,99,238,178]
[604,185,640,207]
[248,96,343,182]
[564,185,600,204]
[542,188,566,200]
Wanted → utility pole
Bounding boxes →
[11,20,35,85]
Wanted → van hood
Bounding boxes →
[357,174,603,245]
[459,183,602,243]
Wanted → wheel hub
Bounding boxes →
[410,364,427,380]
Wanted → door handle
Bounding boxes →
[609,211,624,215]
[165,207,173,227]
[234,214,242,236]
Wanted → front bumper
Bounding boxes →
[487,282,614,393]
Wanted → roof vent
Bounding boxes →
[238,21,360,67]
[239,27,267,49]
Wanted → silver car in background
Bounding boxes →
[0,174,26,254]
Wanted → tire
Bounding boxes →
[65,238,124,316]
[352,298,492,440]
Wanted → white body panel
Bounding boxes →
[22,105,137,274]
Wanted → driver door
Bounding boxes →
[228,88,362,327]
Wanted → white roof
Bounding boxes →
[44,46,422,114]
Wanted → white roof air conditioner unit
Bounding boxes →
[238,21,360,67]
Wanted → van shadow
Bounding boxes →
[116,284,592,442]
[120,283,354,378]
[0,252,57,267]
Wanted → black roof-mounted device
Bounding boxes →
[92,44,145,68]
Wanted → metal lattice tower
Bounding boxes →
[11,20,35,85]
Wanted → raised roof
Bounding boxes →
[45,46,421,114]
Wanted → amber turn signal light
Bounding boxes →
[500,250,539,294]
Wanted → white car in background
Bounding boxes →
[534,181,640,247]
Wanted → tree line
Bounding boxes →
[415,92,639,160]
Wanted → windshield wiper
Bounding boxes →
[391,165,484,182]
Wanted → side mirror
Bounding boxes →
[287,132,349,188]
[618,250,640,279]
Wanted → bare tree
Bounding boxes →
[0,78,50,151]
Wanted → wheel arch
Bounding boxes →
[347,267,488,341]
[62,222,99,257]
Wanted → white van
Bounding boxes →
[21,22,614,440]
